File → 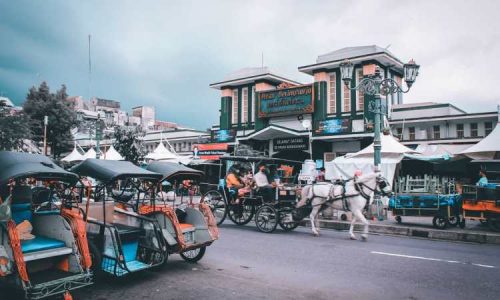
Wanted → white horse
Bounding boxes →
[297,173,392,240]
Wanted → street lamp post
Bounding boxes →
[300,119,313,160]
[95,112,104,159]
[43,115,48,155]
[339,59,419,173]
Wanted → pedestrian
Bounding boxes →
[476,170,488,187]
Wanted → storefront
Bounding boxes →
[209,45,407,163]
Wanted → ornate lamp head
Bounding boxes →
[403,59,420,88]
[339,59,354,86]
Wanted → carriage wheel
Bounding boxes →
[180,246,206,263]
[227,204,254,225]
[480,219,488,226]
[487,219,500,232]
[395,216,402,224]
[255,205,278,233]
[203,190,227,225]
[447,215,460,227]
[432,216,448,229]
[278,209,299,231]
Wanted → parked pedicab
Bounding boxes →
[0,151,92,299]
[388,175,461,229]
[201,156,302,233]
[460,160,500,231]
[144,161,219,262]
[70,159,167,276]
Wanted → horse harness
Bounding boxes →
[308,177,376,212]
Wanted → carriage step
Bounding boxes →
[24,247,73,262]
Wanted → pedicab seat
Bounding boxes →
[21,236,66,253]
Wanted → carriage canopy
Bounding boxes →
[146,161,204,182]
[0,151,79,186]
[70,158,162,183]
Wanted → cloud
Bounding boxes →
[1,0,499,130]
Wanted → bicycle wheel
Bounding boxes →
[203,190,227,225]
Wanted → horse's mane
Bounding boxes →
[355,172,377,184]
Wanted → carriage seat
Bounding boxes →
[179,223,195,233]
[10,186,33,225]
[21,236,66,253]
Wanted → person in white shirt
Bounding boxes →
[254,163,275,202]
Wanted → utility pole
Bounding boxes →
[43,116,48,155]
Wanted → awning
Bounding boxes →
[237,125,308,141]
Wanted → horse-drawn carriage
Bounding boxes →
[389,175,461,229]
[0,151,92,299]
[201,156,302,233]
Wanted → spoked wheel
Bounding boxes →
[447,215,460,227]
[88,241,103,279]
[395,216,402,224]
[480,219,488,226]
[488,219,500,232]
[203,190,227,225]
[278,209,299,231]
[432,216,448,229]
[180,246,206,263]
[255,204,278,233]
[459,217,466,229]
[228,204,254,225]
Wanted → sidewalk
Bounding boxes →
[302,212,500,245]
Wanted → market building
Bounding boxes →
[210,45,407,162]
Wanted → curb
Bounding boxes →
[301,219,500,245]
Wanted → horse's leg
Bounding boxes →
[352,208,370,241]
[349,210,357,240]
[310,205,320,236]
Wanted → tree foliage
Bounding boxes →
[113,126,145,164]
[23,82,78,158]
[0,104,32,151]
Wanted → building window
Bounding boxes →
[409,127,415,141]
[433,125,440,139]
[241,87,248,123]
[356,69,364,111]
[396,128,403,139]
[251,86,256,122]
[470,123,478,137]
[456,124,464,138]
[485,121,493,136]
[342,80,350,112]
[232,89,239,124]
[328,74,336,114]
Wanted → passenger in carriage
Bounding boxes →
[238,168,254,196]
[254,163,276,202]
[226,167,244,202]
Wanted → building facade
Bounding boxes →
[211,45,406,161]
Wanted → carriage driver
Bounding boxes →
[254,163,276,202]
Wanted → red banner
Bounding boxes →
[192,143,228,160]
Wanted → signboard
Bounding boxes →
[315,118,350,135]
[258,85,314,118]
[211,129,236,142]
[273,137,308,151]
[193,143,228,160]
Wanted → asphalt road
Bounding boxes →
[5,223,500,300]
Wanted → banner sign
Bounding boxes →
[211,129,236,142]
[258,85,314,118]
[273,137,308,151]
[315,118,350,135]
[193,143,228,160]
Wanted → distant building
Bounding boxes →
[132,106,156,129]
[389,102,498,147]
[154,120,178,131]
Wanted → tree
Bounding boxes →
[0,107,32,151]
[23,82,78,158]
[113,126,146,164]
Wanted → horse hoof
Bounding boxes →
[350,236,357,240]
[313,232,320,237]
[361,235,368,241]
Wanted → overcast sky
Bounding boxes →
[1,0,499,129]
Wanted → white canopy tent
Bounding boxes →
[61,146,85,163]
[460,122,500,160]
[145,142,193,164]
[82,148,97,159]
[100,145,124,160]
[325,134,418,186]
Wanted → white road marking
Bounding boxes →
[371,251,496,269]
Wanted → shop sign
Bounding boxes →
[193,143,228,160]
[212,129,236,142]
[315,118,350,135]
[273,137,308,151]
[258,85,314,118]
